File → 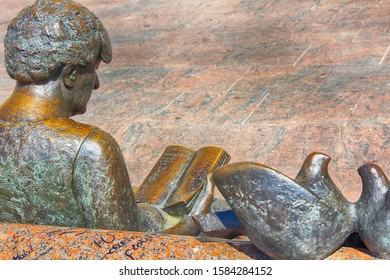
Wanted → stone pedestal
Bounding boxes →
[0,223,376,260]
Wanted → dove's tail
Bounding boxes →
[295,152,350,205]
[357,164,390,217]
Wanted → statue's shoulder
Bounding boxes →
[42,118,120,153]
[77,125,122,159]
[0,118,98,145]
[39,118,122,163]
[41,118,97,139]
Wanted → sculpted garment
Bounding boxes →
[0,118,141,231]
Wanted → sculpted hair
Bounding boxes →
[4,0,112,84]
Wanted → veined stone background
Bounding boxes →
[0,0,388,201]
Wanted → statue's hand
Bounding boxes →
[158,174,215,235]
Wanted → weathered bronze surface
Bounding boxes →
[1,0,388,261]
[356,164,390,259]
[204,152,390,259]
[0,0,228,235]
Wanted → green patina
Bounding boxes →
[0,119,92,227]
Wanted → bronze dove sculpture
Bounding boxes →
[196,153,390,259]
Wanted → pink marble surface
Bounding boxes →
[0,0,389,201]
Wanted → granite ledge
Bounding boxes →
[0,223,377,260]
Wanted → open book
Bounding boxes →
[135,145,231,215]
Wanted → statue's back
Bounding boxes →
[0,118,95,227]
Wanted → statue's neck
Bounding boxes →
[0,84,71,122]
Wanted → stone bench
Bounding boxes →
[0,223,376,260]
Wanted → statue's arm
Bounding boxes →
[72,128,141,231]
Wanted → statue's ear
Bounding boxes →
[62,65,77,90]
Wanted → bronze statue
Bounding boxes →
[0,0,229,234]
[196,153,390,259]
[1,0,389,260]
[356,164,390,260]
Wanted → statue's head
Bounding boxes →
[4,0,112,85]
